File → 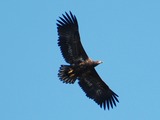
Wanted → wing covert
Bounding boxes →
[78,68,119,110]
[57,11,88,64]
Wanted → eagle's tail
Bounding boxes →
[58,65,77,84]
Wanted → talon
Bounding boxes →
[70,74,75,77]
[68,69,73,74]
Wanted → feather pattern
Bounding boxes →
[78,68,119,110]
[57,12,88,64]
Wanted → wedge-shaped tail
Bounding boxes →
[58,65,77,84]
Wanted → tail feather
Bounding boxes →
[58,65,77,84]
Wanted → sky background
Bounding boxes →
[0,0,160,120]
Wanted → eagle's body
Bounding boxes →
[58,58,102,84]
[57,11,119,110]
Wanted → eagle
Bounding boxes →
[57,11,119,110]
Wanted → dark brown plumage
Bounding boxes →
[57,11,119,110]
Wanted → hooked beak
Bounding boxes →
[98,61,103,64]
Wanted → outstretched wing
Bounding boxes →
[57,11,88,64]
[78,68,119,110]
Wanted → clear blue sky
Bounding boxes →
[0,0,160,120]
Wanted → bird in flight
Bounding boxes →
[56,11,119,110]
